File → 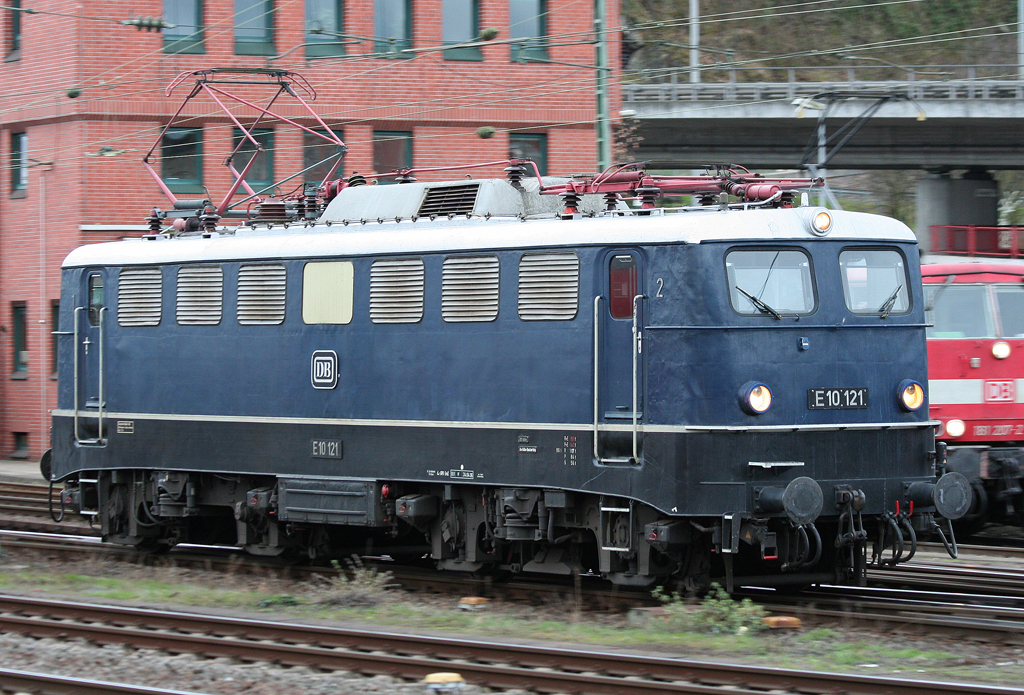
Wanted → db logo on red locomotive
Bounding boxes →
[984,380,1016,402]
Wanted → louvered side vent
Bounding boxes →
[238,264,286,325]
[417,183,480,217]
[370,258,424,324]
[176,265,223,325]
[518,252,580,321]
[442,256,499,322]
[117,268,162,327]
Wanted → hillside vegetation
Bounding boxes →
[623,1,1019,80]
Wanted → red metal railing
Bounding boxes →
[931,225,1024,258]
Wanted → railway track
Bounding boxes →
[0,667,211,695]
[9,528,1024,639]
[0,593,1020,695]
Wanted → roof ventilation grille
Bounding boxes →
[417,183,480,217]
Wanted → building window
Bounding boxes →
[370,259,424,324]
[518,252,579,321]
[162,127,203,194]
[374,0,411,54]
[303,261,354,324]
[306,0,344,57]
[373,131,412,179]
[164,0,204,53]
[443,0,481,60]
[11,132,27,194]
[304,129,344,184]
[232,128,274,190]
[509,0,546,62]
[235,0,275,55]
[11,432,28,459]
[6,0,21,60]
[509,133,546,176]
[11,303,27,373]
[50,301,58,377]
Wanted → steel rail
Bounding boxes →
[0,594,1020,695]
[0,667,209,695]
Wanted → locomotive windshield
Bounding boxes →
[839,249,909,316]
[726,249,814,316]
[995,285,1024,337]
[925,284,993,338]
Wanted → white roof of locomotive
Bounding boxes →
[62,182,916,269]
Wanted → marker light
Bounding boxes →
[993,341,1011,359]
[809,209,832,236]
[898,379,925,411]
[739,382,773,415]
[945,419,966,438]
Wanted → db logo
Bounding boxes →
[311,350,338,389]
[984,380,1015,402]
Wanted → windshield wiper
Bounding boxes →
[879,285,903,318]
[736,286,782,320]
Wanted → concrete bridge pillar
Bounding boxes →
[915,171,999,253]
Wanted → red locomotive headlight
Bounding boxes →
[993,341,1011,359]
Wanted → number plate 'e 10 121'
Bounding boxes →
[807,387,869,409]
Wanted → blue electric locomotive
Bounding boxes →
[47,162,971,590]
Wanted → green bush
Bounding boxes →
[651,583,768,634]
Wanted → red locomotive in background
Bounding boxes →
[926,225,1024,532]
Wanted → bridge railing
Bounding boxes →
[932,225,1024,258]
[623,64,1024,103]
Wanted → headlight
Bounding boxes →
[739,382,773,414]
[993,341,1011,359]
[898,379,925,411]
[808,209,832,236]
[945,419,966,437]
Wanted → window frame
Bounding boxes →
[302,261,354,325]
[303,128,344,185]
[443,0,482,61]
[10,131,26,195]
[11,303,26,374]
[161,126,204,194]
[373,0,412,54]
[6,0,21,61]
[725,247,817,318]
[508,133,546,176]
[839,246,911,317]
[234,0,276,56]
[508,0,547,62]
[163,0,205,54]
[305,0,345,57]
[372,131,413,180]
[232,128,275,191]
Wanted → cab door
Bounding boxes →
[595,252,644,463]
[75,270,107,444]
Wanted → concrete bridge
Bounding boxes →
[622,65,1024,238]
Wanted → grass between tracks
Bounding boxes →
[0,551,1022,685]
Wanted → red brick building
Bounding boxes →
[0,0,619,462]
